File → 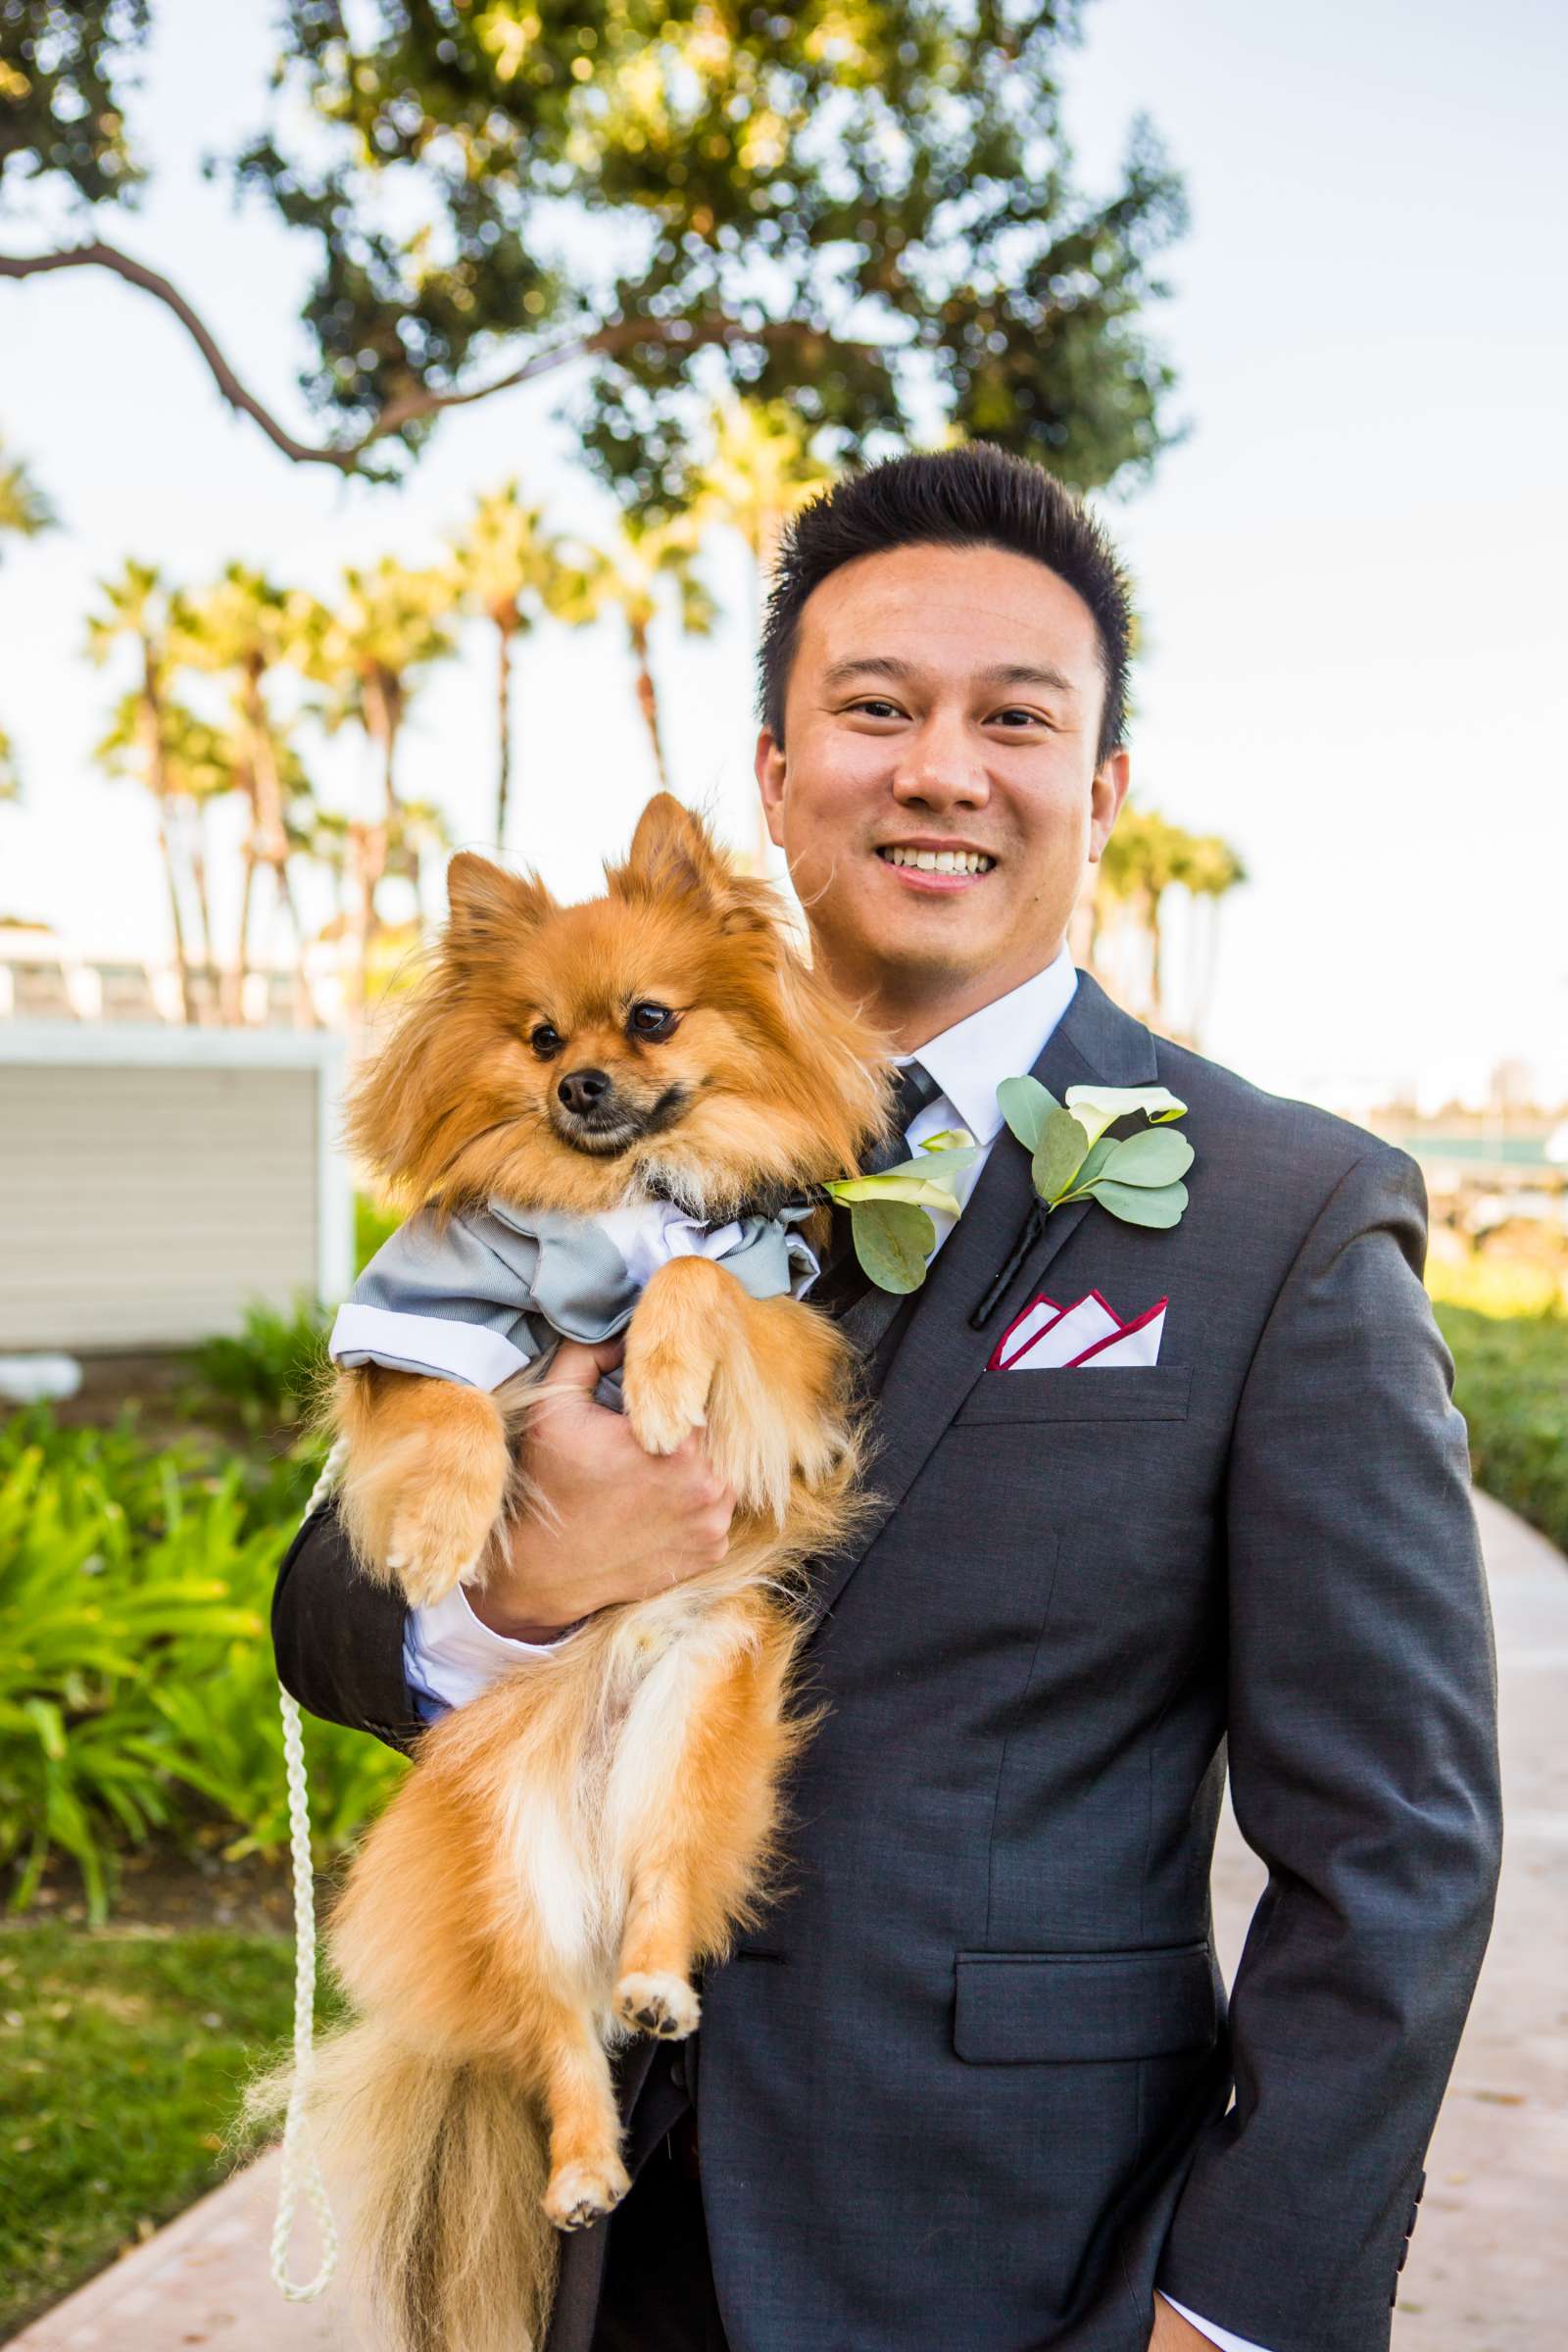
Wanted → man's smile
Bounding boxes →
[875,838,998,892]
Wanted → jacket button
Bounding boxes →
[1406,2198,1420,2235]
[1396,2239,1409,2273]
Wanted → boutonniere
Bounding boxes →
[824,1130,980,1295]
[996,1079,1194,1227]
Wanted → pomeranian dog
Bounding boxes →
[285,795,889,2352]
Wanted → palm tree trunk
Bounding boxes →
[629,617,669,789]
[495,617,514,851]
[229,845,258,1023]
[138,680,195,1024]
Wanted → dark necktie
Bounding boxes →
[813,1057,944,1314]
[865,1058,944,1173]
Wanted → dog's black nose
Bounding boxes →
[558,1067,612,1116]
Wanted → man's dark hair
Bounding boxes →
[758,444,1133,766]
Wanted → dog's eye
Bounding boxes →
[529,1023,564,1058]
[628,1003,677,1041]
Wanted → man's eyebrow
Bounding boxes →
[821,655,1077,696]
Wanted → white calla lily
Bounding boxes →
[1062,1084,1188,1150]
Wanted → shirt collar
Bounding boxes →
[902,947,1079,1146]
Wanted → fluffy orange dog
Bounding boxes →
[296,797,889,2352]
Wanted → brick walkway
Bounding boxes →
[11,1494,1561,2350]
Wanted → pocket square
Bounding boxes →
[991,1289,1168,1371]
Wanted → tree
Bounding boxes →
[2,5,1186,495]
[0,432,56,542]
[1095,807,1247,1035]
[0,429,56,794]
[687,392,834,862]
[293,559,454,1009]
[447,481,575,852]
[173,563,314,1022]
[575,511,715,793]
[84,559,210,1020]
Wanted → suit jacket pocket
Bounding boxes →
[955,1365,1193,1425]
[954,1943,1216,2064]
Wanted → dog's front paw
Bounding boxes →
[543,2153,631,2232]
[622,1350,713,1457]
[383,1473,505,1608]
[612,1971,702,2041]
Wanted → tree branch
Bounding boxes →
[1,239,856,473]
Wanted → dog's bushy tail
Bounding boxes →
[248,2020,559,2352]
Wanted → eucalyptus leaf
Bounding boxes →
[1097,1127,1195,1189]
[1087,1177,1190,1229]
[997,1074,1060,1153]
[1054,1134,1118,1200]
[1031,1109,1091,1203]
[862,1143,982,1187]
[850,1197,937,1293]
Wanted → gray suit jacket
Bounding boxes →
[273,972,1502,2352]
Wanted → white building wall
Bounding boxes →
[0,1029,352,1351]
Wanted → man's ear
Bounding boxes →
[755,727,786,852]
[445,852,554,958]
[1087,748,1131,863]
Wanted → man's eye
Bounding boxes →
[991,708,1047,728]
[530,1023,564,1058]
[850,699,903,719]
[628,1003,677,1040]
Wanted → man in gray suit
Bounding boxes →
[274,446,1501,2352]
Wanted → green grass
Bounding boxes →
[1437,1301,1568,1556]
[0,1922,340,2339]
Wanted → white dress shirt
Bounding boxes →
[395,944,1265,2352]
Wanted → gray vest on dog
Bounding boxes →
[328,1197,819,1396]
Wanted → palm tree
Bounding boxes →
[293,559,455,1011]
[1095,808,1246,1034]
[175,564,315,1022]
[447,482,576,853]
[85,562,210,1022]
[571,512,715,792]
[0,437,56,800]
[0,437,55,546]
[686,394,834,864]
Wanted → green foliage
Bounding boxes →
[849,1196,937,1296]
[1437,1303,1568,1556]
[185,1296,329,1438]
[213,1,1187,487]
[0,0,149,211]
[0,1407,406,1923]
[356,1190,401,1271]
[0,1922,342,2339]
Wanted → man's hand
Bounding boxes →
[1149,2292,1217,2350]
[466,1340,737,1639]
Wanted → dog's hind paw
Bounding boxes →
[543,2154,631,2232]
[613,1971,702,2041]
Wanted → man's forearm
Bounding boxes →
[271,1503,425,1753]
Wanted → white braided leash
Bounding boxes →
[270,1441,346,2302]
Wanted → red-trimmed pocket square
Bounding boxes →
[989,1289,1168,1371]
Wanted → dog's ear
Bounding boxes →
[612,793,768,931]
[445,853,553,960]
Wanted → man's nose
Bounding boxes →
[890,712,989,808]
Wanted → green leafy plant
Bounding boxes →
[825,1132,982,1296]
[998,1079,1194,1230]
[1435,1302,1568,1555]
[0,1409,405,1921]
[184,1296,330,1436]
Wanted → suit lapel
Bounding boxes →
[807,971,1158,1631]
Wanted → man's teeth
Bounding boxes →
[880,847,995,874]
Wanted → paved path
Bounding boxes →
[12,1494,1562,2351]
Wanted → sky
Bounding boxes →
[1,0,1565,1111]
